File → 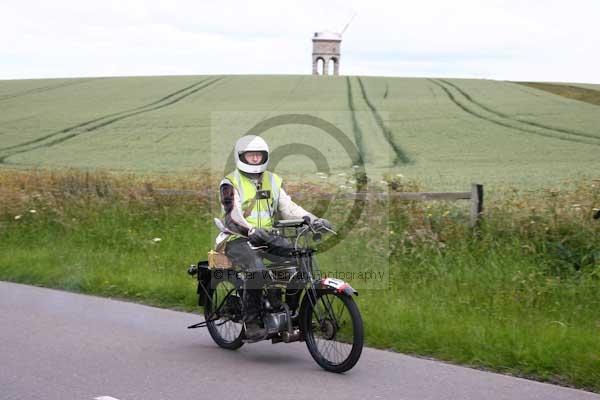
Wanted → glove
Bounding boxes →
[312,218,333,231]
[248,227,270,246]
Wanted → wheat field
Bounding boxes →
[1,75,599,190]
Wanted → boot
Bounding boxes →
[243,290,266,341]
[266,288,283,310]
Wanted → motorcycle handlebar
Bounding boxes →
[274,218,307,227]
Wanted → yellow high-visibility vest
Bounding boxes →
[222,169,283,241]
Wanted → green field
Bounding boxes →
[1,75,599,190]
[1,75,600,391]
[0,170,598,391]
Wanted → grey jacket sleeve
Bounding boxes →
[278,187,317,221]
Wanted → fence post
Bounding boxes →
[144,182,154,194]
[470,183,484,227]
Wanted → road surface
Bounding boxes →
[1,281,598,400]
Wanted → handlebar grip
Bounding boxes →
[275,218,307,227]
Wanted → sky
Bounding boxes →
[2,0,599,83]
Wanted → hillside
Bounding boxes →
[1,75,599,189]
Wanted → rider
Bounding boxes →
[216,135,331,339]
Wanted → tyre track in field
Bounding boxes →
[438,79,600,142]
[429,79,600,147]
[259,75,306,122]
[76,77,223,133]
[270,75,306,113]
[0,77,215,152]
[356,77,411,164]
[345,77,366,165]
[0,77,224,163]
[0,78,98,103]
[427,82,441,104]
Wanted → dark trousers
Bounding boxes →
[224,235,295,271]
[224,235,295,316]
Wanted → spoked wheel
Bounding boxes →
[301,291,363,373]
[205,278,244,350]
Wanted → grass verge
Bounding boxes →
[1,169,599,391]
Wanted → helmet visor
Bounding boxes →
[240,150,268,165]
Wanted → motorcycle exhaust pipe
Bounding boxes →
[281,303,301,343]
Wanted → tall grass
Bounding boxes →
[1,169,599,391]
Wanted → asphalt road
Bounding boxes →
[1,281,598,400]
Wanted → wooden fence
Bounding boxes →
[150,183,485,227]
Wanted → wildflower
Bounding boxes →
[152,237,162,243]
[29,209,37,214]
[14,215,22,220]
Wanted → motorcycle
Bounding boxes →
[187,218,363,373]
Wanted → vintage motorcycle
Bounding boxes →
[187,218,363,373]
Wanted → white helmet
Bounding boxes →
[234,135,269,174]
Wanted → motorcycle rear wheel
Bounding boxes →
[301,291,363,373]
[205,279,244,350]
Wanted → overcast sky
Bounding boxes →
[2,0,599,83]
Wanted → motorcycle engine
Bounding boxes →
[263,311,289,335]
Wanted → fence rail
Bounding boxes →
[150,183,485,227]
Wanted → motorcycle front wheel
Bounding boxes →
[301,291,363,373]
[205,278,244,350]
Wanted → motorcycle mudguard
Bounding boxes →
[319,277,358,297]
[196,260,212,306]
[298,278,358,330]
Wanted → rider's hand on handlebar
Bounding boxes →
[311,218,333,232]
[248,227,270,245]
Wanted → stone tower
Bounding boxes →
[312,31,341,76]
